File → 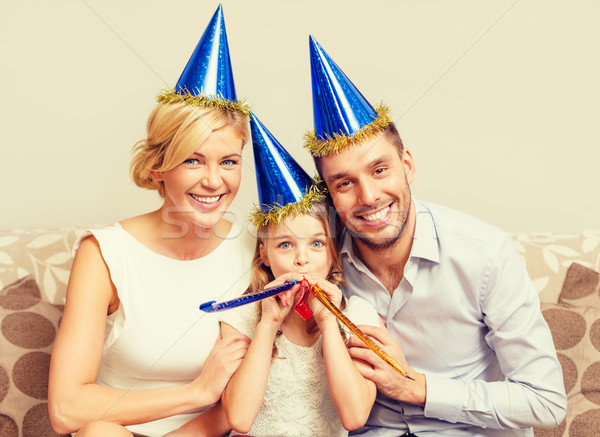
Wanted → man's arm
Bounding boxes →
[348,236,567,430]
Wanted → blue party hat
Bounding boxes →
[305,36,391,157]
[157,5,249,114]
[249,112,325,228]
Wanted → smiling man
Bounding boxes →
[305,36,566,437]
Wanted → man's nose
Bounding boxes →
[357,177,380,206]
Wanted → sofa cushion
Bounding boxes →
[559,262,600,308]
[0,228,86,305]
[0,276,68,436]
[513,231,600,303]
[537,263,600,436]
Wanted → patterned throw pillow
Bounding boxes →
[0,228,86,305]
[0,276,68,437]
[513,231,600,304]
[537,263,600,436]
[558,262,600,308]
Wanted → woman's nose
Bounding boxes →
[201,167,222,189]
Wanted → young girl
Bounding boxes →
[217,114,379,437]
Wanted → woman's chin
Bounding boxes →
[191,211,231,233]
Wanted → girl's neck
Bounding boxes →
[280,312,320,347]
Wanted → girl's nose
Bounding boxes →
[294,248,309,266]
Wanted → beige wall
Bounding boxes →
[1,0,598,232]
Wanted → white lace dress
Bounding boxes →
[219,296,379,437]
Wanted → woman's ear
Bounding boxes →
[259,243,270,267]
[149,170,164,181]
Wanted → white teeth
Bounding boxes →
[190,194,220,204]
[362,206,389,222]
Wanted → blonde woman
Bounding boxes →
[49,6,254,436]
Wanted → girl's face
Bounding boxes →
[153,126,244,230]
[260,214,332,280]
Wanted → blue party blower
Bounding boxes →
[199,279,298,312]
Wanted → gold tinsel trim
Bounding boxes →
[156,88,250,116]
[303,104,392,157]
[249,179,327,228]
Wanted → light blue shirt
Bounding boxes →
[341,199,566,436]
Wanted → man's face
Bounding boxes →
[319,133,415,250]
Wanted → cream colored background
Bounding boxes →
[1,0,598,232]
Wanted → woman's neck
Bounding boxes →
[122,208,232,261]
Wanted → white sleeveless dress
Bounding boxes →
[219,296,379,437]
[74,222,253,436]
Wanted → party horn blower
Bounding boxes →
[310,284,414,380]
[200,280,297,312]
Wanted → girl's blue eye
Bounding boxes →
[312,240,325,248]
[278,242,292,249]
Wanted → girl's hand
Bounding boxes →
[305,276,343,326]
[260,273,302,326]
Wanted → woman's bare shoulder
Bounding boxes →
[119,210,161,239]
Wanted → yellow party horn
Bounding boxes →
[310,283,414,380]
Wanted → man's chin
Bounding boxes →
[348,226,403,251]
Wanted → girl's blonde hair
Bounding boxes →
[246,201,346,357]
[130,103,249,197]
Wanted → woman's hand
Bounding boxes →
[192,333,250,405]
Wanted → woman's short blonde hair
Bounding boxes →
[130,103,250,197]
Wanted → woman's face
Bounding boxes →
[156,125,244,231]
[260,214,332,280]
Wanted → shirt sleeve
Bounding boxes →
[344,295,380,327]
[423,235,567,429]
[218,302,260,339]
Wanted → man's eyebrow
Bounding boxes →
[368,156,392,167]
[326,156,392,184]
[326,171,348,185]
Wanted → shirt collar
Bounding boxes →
[340,198,440,265]
[410,199,440,264]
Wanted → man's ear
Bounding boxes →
[402,148,416,184]
[149,170,164,181]
[259,243,270,267]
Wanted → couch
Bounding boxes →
[1,227,599,436]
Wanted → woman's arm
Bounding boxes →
[48,236,249,434]
[162,402,230,437]
[221,281,295,434]
[310,279,377,431]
